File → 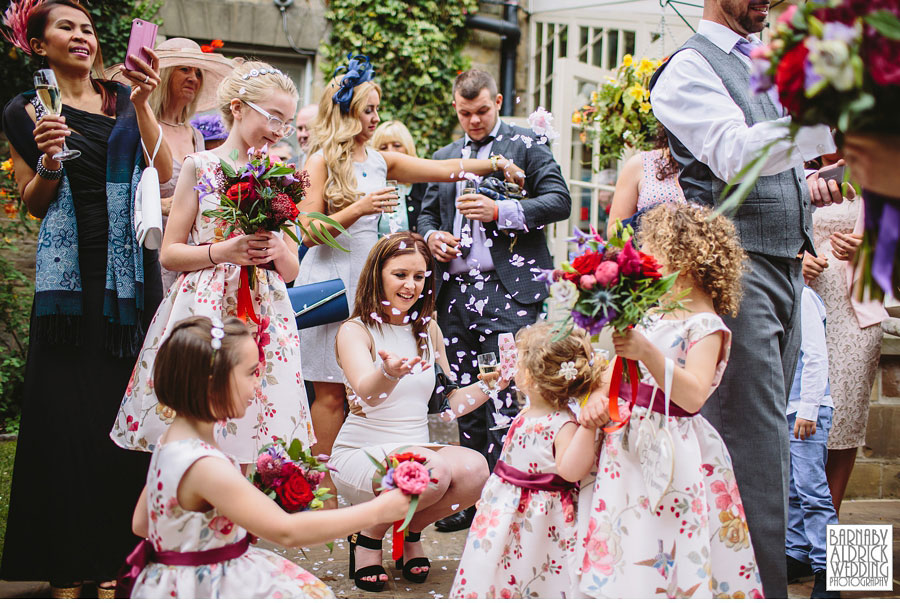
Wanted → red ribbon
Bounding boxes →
[392,521,404,562]
[603,355,640,434]
[237,266,260,324]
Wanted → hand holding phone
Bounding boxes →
[817,162,845,185]
[124,19,158,72]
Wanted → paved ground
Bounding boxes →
[0,499,896,599]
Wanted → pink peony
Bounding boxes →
[256,453,283,485]
[616,240,642,276]
[594,261,620,287]
[579,274,597,289]
[777,4,797,25]
[392,461,430,495]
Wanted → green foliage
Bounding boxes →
[320,0,478,157]
[0,150,33,434]
[0,439,16,551]
[0,0,162,112]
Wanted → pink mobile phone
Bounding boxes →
[124,19,157,72]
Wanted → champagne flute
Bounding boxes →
[34,69,80,161]
[478,352,499,390]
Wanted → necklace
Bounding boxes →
[159,118,186,127]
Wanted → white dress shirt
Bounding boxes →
[787,286,834,421]
[650,19,836,184]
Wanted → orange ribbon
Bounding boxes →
[603,355,640,434]
[237,266,260,325]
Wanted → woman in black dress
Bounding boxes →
[0,0,171,597]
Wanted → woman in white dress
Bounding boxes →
[330,233,507,592]
[296,56,523,490]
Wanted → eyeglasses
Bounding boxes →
[243,100,296,138]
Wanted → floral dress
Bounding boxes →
[131,438,333,598]
[576,313,764,598]
[451,410,580,599]
[110,151,315,462]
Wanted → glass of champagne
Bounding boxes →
[478,352,499,390]
[34,69,80,161]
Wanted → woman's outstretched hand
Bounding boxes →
[378,349,431,380]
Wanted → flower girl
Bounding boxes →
[112,61,314,461]
[450,323,603,598]
[576,203,764,598]
[122,316,409,598]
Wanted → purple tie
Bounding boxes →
[734,37,784,114]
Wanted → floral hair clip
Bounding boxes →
[558,361,578,381]
[241,67,284,81]
[209,316,225,367]
[331,53,374,114]
[2,0,42,55]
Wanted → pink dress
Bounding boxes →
[637,149,684,211]
[451,410,581,598]
[575,313,764,598]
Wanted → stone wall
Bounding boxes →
[846,334,900,499]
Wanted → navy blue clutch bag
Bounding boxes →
[288,278,349,330]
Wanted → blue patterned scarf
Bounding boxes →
[31,84,146,357]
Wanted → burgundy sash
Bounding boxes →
[494,460,577,492]
[115,534,251,598]
[621,382,697,417]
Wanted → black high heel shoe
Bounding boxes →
[348,533,388,592]
[395,530,431,584]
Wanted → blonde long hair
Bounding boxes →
[310,75,382,213]
[215,61,298,129]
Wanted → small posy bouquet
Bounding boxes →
[197,146,347,322]
[539,223,683,430]
[571,55,662,166]
[252,438,334,513]
[366,450,434,561]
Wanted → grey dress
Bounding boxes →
[296,148,387,382]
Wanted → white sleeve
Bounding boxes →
[796,291,829,421]
[650,49,836,183]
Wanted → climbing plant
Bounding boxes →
[320,0,479,157]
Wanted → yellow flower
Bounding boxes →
[639,101,652,113]
[1,159,12,172]
[636,58,656,76]
[622,54,633,67]
[572,112,583,125]
[627,84,646,101]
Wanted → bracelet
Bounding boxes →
[36,155,63,180]
[381,362,401,382]
[477,380,492,396]
[208,243,217,265]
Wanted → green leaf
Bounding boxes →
[364,450,388,476]
[397,495,420,532]
[281,224,301,244]
[865,10,900,40]
[287,438,303,460]
[220,158,237,179]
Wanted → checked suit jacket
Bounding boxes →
[417,121,571,304]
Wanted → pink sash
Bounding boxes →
[621,381,697,417]
[116,533,251,598]
[494,460,577,492]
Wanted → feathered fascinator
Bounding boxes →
[331,53,374,114]
[2,0,43,55]
[190,114,229,142]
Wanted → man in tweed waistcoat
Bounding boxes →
[649,0,844,596]
[418,69,570,531]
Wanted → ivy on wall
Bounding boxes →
[320,0,479,157]
[0,0,162,113]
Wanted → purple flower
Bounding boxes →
[382,468,396,490]
[567,226,592,252]
[193,171,217,195]
[190,114,229,142]
[822,21,859,45]
[571,308,616,335]
[532,268,556,285]
[749,55,774,94]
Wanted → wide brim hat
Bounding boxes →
[105,38,234,112]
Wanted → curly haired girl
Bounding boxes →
[575,202,765,598]
[450,322,604,598]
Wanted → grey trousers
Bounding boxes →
[701,252,803,598]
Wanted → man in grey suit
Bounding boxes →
[649,0,844,596]
[418,69,570,531]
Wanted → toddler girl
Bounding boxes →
[450,323,603,598]
[124,316,409,598]
[112,61,314,461]
[576,203,764,598]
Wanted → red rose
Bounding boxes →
[225,181,258,211]
[570,251,604,276]
[638,251,663,280]
[774,42,810,117]
[276,469,314,511]
[866,34,900,86]
[390,451,427,464]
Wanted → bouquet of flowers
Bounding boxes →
[538,223,684,430]
[197,146,347,322]
[366,450,434,562]
[730,0,900,299]
[571,55,662,167]
[252,438,334,513]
